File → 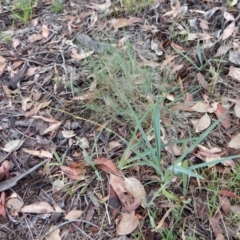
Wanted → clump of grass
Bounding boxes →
[0,32,12,44]
[121,0,154,12]
[9,0,37,24]
[86,44,157,128]
[52,0,64,14]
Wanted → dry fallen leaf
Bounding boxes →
[5,192,24,216]
[0,56,7,75]
[223,11,235,21]
[94,158,121,175]
[20,201,55,213]
[45,226,61,240]
[22,97,32,111]
[213,103,231,129]
[222,21,235,40]
[228,133,240,149]
[64,210,83,220]
[108,141,121,151]
[71,49,94,60]
[60,164,85,181]
[191,113,211,133]
[41,24,49,39]
[163,0,181,17]
[234,102,240,118]
[197,145,226,167]
[196,72,209,91]
[116,212,140,235]
[43,121,62,135]
[2,139,24,153]
[62,130,76,138]
[228,66,240,82]
[22,148,53,158]
[28,34,42,42]
[110,17,141,30]
[218,195,230,216]
[124,177,146,208]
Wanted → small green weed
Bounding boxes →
[52,0,64,14]
[0,32,12,44]
[121,0,154,12]
[9,0,36,24]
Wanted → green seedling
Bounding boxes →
[9,0,36,24]
[52,0,64,13]
[121,0,154,12]
[0,32,12,44]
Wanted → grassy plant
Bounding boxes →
[51,148,66,166]
[9,0,36,24]
[86,44,155,128]
[0,32,12,44]
[121,0,154,12]
[52,0,64,13]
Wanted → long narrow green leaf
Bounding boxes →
[188,155,240,170]
[153,103,161,163]
[174,116,223,166]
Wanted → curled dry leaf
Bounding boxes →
[62,130,76,138]
[219,190,240,200]
[71,92,95,101]
[222,21,235,40]
[116,212,140,235]
[213,103,231,129]
[228,66,240,82]
[22,148,53,158]
[71,50,94,60]
[20,201,55,213]
[108,141,121,151]
[64,210,83,220]
[94,158,121,175]
[5,192,24,216]
[191,113,211,133]
[0,192,6,218]
[78,137,89,149]
[196,72,209,91]
[60,163,85,181]
[110,17,141,30]
[214,45,232,57]
[124,177,146,208]
[228,133,240,149]
[218,196,230,216]
[2,139,24,153]
[43,121,62,135]
[110,174,132,206]
[22,97,32,111]
[163,0,181,17]
[0,56,7,74]
[234,101,240,118]
[41,24,49,39]
[223,11,235,21]
[45,226,61,240]
[28,34,42,42]
[197,145,226,167]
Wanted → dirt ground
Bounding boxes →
[0,0,240,239]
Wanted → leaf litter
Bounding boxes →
[0,0,240,239]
